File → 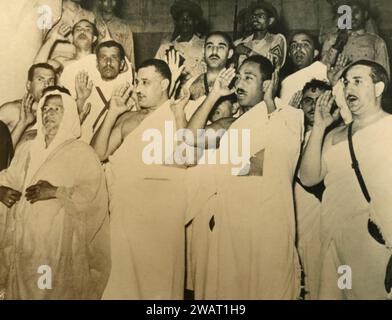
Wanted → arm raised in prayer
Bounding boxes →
[90,84,134,161]
[185,67,236,147]
[35,22,71,64]
[299,91,340,186]
[11,93,36,148]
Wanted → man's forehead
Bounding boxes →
[44,95,63,105]
[239,62,261,77]
[137,66,161,80]
[346,65,372,78]
[34,68,55,77]
[75,21,93,29]
[206,35,229,46]
[253,8,268,15]
[291,33,313,44]
[98,46,120,56]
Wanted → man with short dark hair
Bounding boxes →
[92,59,190,299]
[35,19,99,71]
[48,0,95,63]
[295,79,332,300]
[186,55,303,299]
[300,60,392,299]
[234,1,287,68]
[189,31,235,100]
[280,32,329,106]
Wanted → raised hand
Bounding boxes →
[211,67,236,97]
[48,22,72,42]
[20,93,36,126]
[289,90,303,109]
[0,186,21,208]
[75,71,93,103]
[25,180,57,204]
[108,83,134,117]
[327,53,350,86]
[264,68,280,104]
[170,86,191,114]
[313,91,340,129]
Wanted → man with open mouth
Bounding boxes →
[300,60,392,299]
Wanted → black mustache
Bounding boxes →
[209,55,220,59]
[236,89,246,94]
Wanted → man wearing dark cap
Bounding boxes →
[234,1,287,68]
[155,0,206,81]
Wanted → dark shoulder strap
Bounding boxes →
[203,73,210,95]
[348,122,371,203]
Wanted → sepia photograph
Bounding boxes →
[0,0,391,304]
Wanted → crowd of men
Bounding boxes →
[0,0,391,300]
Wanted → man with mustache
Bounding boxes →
[280,32,329,106]
[321,0,390,79]
[35,19,99,72]
[60,40,133,143]
[300,60,392,299]
[189,32,234,101]
[234,1,286,69]
[294,79,332,300]
[186,55,303,299]
[91,59,191,299]
[0,63,57,148]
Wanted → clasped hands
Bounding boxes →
[0,180,57,208]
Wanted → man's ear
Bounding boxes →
[375,81,385,98]
[228,48,234,60]
[93,35,98,45]
[268,17,275,27]
[161,78,170,93]
[120,59,126,72]
[313,49,320,59]
[26,81,31,92]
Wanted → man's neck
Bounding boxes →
[253,30,268,40]
[45,134,56,148]
[75,47,92,60]
[148,97,169,112]
[206,68,223,83]
[352,105,385,131]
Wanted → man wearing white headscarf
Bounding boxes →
[0,86,110,300]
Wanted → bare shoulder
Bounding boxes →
[324,124,347,152]
[0,99,22,111]
[118,110,150,137]
[0,100,22,127]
